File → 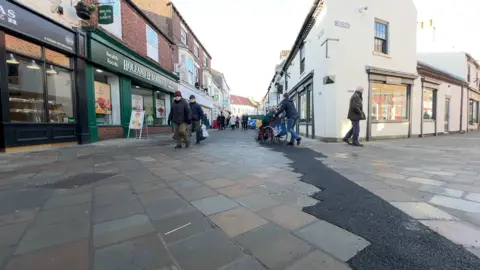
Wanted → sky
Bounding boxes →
[172,0,313,101]
[173,0,480,101]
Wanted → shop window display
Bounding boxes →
[94,70,121,125]
[423,88,436,120]
[46,67,74,123]
[132,88,154,125]
[371,83,408,121]
[155,91,170,125]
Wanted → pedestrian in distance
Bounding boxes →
[230,115,237,130]
[275,93,301,146]
[241,114,249,130]
[168,91,192,148]
[189,95,205,144]
[217,113,225,130]
[343,86,366,147]
[235,116,240,129]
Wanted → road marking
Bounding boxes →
[165,223,191,235]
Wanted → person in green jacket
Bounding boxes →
[257,108,276,140]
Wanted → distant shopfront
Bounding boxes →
[0,0,82,152]
[86,29,179,141]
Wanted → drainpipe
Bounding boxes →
[420,79,424,137]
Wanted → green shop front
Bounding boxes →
[85,30,178,141]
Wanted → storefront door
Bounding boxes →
[445,98,450,132]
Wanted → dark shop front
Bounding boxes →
[0,0,87,152]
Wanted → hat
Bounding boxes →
[174,91,182,97]
[189,95,196,100]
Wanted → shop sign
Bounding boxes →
[98,5,114,25]
[386,76,402,85]
[129,110,145,130]
[335,20,350,29]
[0,1,75,53]
[94,82,112,114]
[90,40,177,92]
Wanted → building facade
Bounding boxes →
[212,69,232,116]
[230,95,257,116]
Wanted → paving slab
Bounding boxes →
[93,214,155,248]
[372,188,421,202]
[294,220,370,262]
[210,207,269,237]
[0,222,29,246]
[16,218,89,254]
[285,250,352,270]
[259,204,316,230]
[131,180,168,193]
[93,199,144,224]
[421,220,480,248]
[219,255,266,270]
[205,178,236,189]
[168,229,243,270]
[430,195,480,213]
[144,198,196,221]
[94,233,176,270]
[94,191,137,206]
[33,203,90,227]
[466,193,480,203]
[5,239,89,270]
[216,184,254,198]
[235,193,281,212]
[390,202,458,221]
[152,210,213,243]
[270,191,319,209]
[176,185,217,202]
[168,179,203,191]
[43,192,91,209]
[406,177,446,186]
[191,195,239,216]
[137,189,180,206]
[468,247,480,259]
[418,185,465,198]
[94,183,132,196]
[235,224,311,269]
[0,207,38,227]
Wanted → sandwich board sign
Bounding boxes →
[128,110,148,139]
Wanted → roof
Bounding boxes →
[230,95,256,107]
[212,69,230,90]
[417,61,468,85]
[168,2,212,59]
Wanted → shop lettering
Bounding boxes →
[106,51,119,67]
[0,4,17,25]
[123,59,175,90]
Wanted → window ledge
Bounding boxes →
[423,119,435,122]
[372,52,392,59]
[372,120,409,123]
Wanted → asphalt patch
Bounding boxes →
[268,145,480,270]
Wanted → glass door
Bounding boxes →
[444,98,450,132]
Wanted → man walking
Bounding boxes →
[168,91,192,148]
[241,114,249,130]
[217,113,225,130]
[275,93,301,146]
[189,95,204,144]
[343,86,366,147]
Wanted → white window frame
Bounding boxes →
[187,57,194,85]
[180,23,188,46]
[194,43,199,58]
[194,62,200,84]
[203,55,208,67]
[146,25,159,62]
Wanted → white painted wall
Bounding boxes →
[285,0,417,139]
[417,52,467,80]
[231,104,256,116]
[14,0,81,29]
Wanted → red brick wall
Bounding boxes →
[98,126,124,141]
[149,126,172,134]
[82,0,175,73]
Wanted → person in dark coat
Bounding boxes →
[275,93,301,146]
[189,95,205,144]
[235,116,240,129]
[241,114,249,130]
[343,86,366,147]
[168,91,192,148]
[217,113,225,130]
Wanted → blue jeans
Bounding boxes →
[287,117,300,142]
[344,120,360,144]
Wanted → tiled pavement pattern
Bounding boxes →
[301,133,480,258]
[0,134,362,270]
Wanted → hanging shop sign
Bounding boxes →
[90,39,177,92]
[98,5,114,25]
[0,1,76,53]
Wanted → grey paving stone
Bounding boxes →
[0,222,29,246]
[43,192,92,210]
[390,202,458,221]
[94,183,132,196]
[16,218,89,254]
[177,186,217,202]
[466,193,480,203]
[235,193,281,212]
[294,220,370,261]
[93,214,155,248]
[205,178,236,189]
[468,247,480,259]
[371,188,421,202]
[398,170,434,178]
[259,204,316,230]
[94,233,177,270]
[34,203,90,227]
[284,181,321,196]
[0,207,39,227]
[137,189,180,207]
[216,184,255,198]
[430,195,480,213]
[286,250,352,270]
[418,185,464,198]
[424,170,456,176]
[168,229,243,270]
[219,255,266,270]
[446,183,480,193]
[168,179,203,191]
[374,172,407,180]
[421,220,480,248]
[210,207,269,237]
[153,210,213,243]
[191,195,239,216]
[271,191,319,209]
[94,190,137,207]
[407,177,446,186]
[93,199,144,224]
[235,224,311,269]
[145,198,196,221]
[131,179,167,193]
[0,190,51,216]
[0,245,14,267]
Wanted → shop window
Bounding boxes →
[308,84,313,121]
[469,99,479,125]
[47,67,74,123]
[146,25,159,62]
[45,49,71,68]
[6,34,41,59]
[132,88,155,125]
[299,92,307,123]
[94,70,121,125]
[155,92,170,125]
[371,83,408,121]
[7,55,45,122]
[423,88,436,120]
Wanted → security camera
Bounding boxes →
[358,5,368,12]
[50,0,62,14]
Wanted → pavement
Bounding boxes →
[0,130,479,269]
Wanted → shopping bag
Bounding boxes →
[202,124,209,137]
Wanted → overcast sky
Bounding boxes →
[173,0,313,101]
[173,0,479,101]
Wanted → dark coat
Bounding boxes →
[276,98,298,119]
[189,101,204,121]
[241,115,248,122]
[347,91,366,121]
[168,99,191,124]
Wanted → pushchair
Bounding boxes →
[248,119,257,129]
